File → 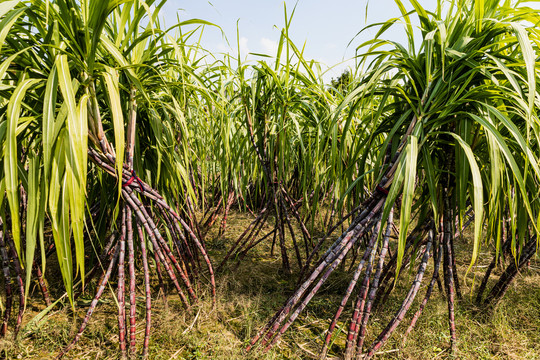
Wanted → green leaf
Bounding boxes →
[49,131,73,306]
[0,5,25,57]
[510,23,536,116]
[103,66,125,198]
[43,65,58,180]
[475,0,484,32]
[24,153,40,299]
[396,135,418,276]
[4,78,40,258]
[446,132,484,271]
[56,55,88,281]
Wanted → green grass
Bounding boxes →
[1,211,539,360]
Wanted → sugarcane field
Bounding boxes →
[0,0,539,359]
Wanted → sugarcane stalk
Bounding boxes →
[476,228,511,305]
[159,210,194,280]
[8,237,24,338]
[300,196,384,288]
[136,222,152,358]
[403,242,443,343]
[264,219,377,351]
[237,209,271,254]
[449,216,461,299]
[442,197,457,352]
[121,183,215,302]
[126,207,137,355]
[270,225,277,257]
[247,219,363,352]
[217,205,269,271]
[123,191,190,307]
[355,209,394,355]
[256,200,384,350]
[320,210,392,359]
[76,232,119,301]
[364,230,433,359]
[342,219,382,360]
[153,248,167,302]
[0,225,12,338]
[118,207,127,358]
[56,245,121,359]
[201,196,223,234]
[168,205,216,306]
[281,185,312,253]
[281,195,303,269]
[218,190,235,238]
[235,218,274,266]
[275,193,291,274]
[186,197,205,249]
[150,209,198,302]
[34,260,52,307]
[483,235,537,308]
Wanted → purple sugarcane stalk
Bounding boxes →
[118,207,127,358]
[218,191,235,238]
[133,187,216,304]
[136,222,152,358]
[364,230,433,359]
[126,207,137,354]
[3,232,24,339]
[123,190,190,307]
[476,232,511,305]
[217,205,269,271]
[34,261,52,307]
[153,249,167,301]
[248,197,384,352]
[403,241,443,343]
[320,210,392,359]
[355,209,395,355]
[442,198,457,352]
[0,225,12,337]
[483,235,537,307]
[264,215,382,350]
[56,245,121,359]
[281,185,312,253]
[343,219,382,360]
[281,195,303,269]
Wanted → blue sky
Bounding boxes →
[159,0,438,79]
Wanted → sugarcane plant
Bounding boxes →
[216,8,359,273]
[248,0,540,358]
[0,0,216,357]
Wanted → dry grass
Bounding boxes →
[0,211,539,359]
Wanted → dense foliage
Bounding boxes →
[0,0,539,358]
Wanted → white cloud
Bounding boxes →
[217,42,230,53]
[239,36,250,59]
[325,42,338,50]
[214,38,250,60]
[260,37,278,56]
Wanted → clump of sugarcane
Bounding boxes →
[247,0,540,356]
[0,147,54,337]
[55,79,216,358]
[246,164,463,359]
[217,74,315,273]
[0,206,54,339]
[246,143,400,354]
[475,215,538,310]
[246,79,467,358]
[216,187,309,272]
